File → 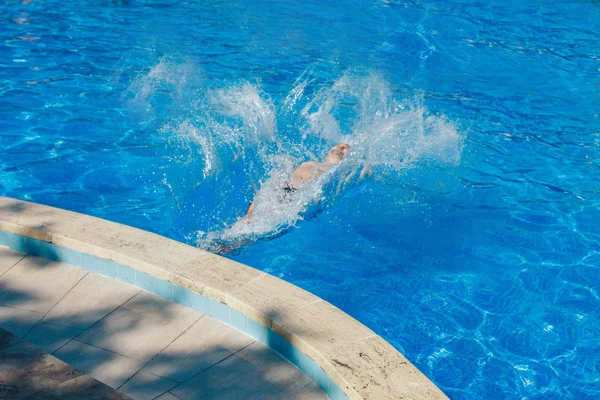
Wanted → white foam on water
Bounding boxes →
[126,64,464,252]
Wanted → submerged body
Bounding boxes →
[244,144,350,219]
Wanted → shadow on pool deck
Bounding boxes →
[0,247,326,400]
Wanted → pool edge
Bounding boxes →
[0,196,447,400]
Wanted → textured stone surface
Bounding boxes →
[271,300,376,360]
[327,336,447,400]
[0,197,83,242]
[170,254,264,302]
[0,328,130,399]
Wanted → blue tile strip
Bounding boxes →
[81,253,99,272]
[209,299,229,323]
[246,318,267,343]
[154,278,173,300]
[328,383,350,400]
[98,259,118,279]
[297,351,317,379]
[24,237,43,257]
[315,366,331,395]
[42,242,61,262]
[117,264,136,285]
[229,309,247,332]
[0,229,346,400]
[6,233,25,252]
[191,292,210,314]
[60,247,81,267]
[173,285,191,307]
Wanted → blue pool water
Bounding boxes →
[1,1,599,398]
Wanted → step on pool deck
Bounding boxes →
[0,246,327,400]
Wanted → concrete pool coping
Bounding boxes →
[0,196,447,400]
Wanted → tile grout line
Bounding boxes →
[298,379,317,393]
[3,240,336,398]
[297,298,322,310]
[161,339,257,397]
[22,270,90,339]
[67,338,148,362]
[0,250,27,280]
[154,391,184,400]
[116,313,206,391]
[51,289,143,356]
[242,272,266,287]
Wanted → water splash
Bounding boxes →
[127,64,464,252]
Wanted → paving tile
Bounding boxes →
[0,246,25,276]
[118,371,177,400]
[43,273,140,330]
[77,292,202,362]
[24,322,83,354]
[54,340,144,388]
[297,382,328,400]
[142,315,254,382]
[0,304,45,337]
[172,341,312,400]
[0,328,86,398]
[0,256,87,313]
[32,374,132,400]
[155,393,180,400]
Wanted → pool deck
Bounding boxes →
[0,196,447,399]
[0,327,131,399]
[0,246,325,399]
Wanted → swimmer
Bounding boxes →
[244,144,351,219]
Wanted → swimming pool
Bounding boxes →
[1,0,599,398]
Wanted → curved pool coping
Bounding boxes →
[0,196,447,400]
